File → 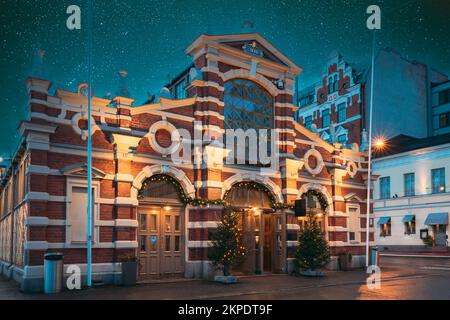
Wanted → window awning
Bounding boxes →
[402,215,415,223]
[424,212,448,225]
[377,216,391,225]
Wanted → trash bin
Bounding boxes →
[44,253,64,294]
[371,246,379,266]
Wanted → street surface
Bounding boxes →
[0,256,449,300]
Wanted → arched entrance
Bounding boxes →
[296,187,331,237]
[137,174,185,280]
[223,181,282,274]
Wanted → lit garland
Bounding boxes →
[301,189,329,210]
[138,174,228,207]
[138,174,296,209]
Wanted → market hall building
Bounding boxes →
[0,33,374,292]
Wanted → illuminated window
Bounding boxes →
[224,78,274,131]
[431,168,445,193]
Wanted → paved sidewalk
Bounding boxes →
[0,261,444,300]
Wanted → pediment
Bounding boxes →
[344,192,363,202]
[60,163,106,179]
[187,33,301,75]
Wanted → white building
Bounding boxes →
[373,134,450,251]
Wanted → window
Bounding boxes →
[431,168,446,193]
[347,206,360,242]
[439,112,449,128]
[404,217,416,235]
[337,103,346,123]
[380,221,391,237]
[438,89,450,105]
[337,134,347,144]
[404,173,415,197]
[328,77,333,93]
[333,74,338,92]
[322,109,330,127]
[380,176,391,199]
[224,78,274,162]
[68,186,94,243]
[224,78,274,130]
[304,115,312,129]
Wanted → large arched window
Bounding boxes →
[223,79,274,164]
[224,78,274,131]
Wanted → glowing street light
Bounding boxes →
[373,136,386,150]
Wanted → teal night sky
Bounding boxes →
[0,0,449,155]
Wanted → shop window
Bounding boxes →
[404,217,416,235]
[380,222,391,237]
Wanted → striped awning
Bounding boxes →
[424,212,448,225]
[377,216,391,225]
[402,215,415,223]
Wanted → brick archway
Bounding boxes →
[131,164,195,201]
[221,172,283,203]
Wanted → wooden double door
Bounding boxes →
[236,210,282,274]
[138,205,184,279]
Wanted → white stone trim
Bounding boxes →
[194,110,225,120]
[287,223,300,230]
[303,148,325,176]
[26,216,49,226]
[187,221,219,229]
[187,240,212,248]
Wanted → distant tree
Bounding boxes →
[295,214,330,271]
[208,208,247,276]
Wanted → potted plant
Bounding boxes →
[295,214,330,276]
[121,253,138,286]
[422,235,435,247]
[208,208,247,283]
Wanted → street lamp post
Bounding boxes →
[86,0,93,288]
[365,29,376,268]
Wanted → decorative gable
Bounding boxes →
[60,163,106,179]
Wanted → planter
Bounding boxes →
[300,270,324,277]
[121,261,138,286]
[214,275,237,284]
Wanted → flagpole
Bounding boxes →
[365,29,376,267]
[86,0,93,288]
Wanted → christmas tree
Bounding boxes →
[295,214,330,272]
[208,208,247,276]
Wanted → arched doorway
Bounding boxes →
[223,182,282,274]
[297,190,329,235]
[137,174,185,280]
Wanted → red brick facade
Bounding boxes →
[0,34,374,292]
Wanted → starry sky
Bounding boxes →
[0,0,449,154]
